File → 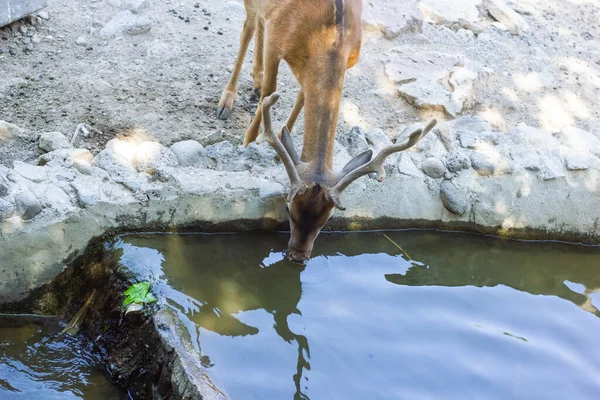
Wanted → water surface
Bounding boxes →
[111,231,600,400]
[0,320,125,400]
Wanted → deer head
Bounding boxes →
[260,93,437,263]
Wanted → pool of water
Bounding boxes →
[111,231,600,400]
[0,318,125,400]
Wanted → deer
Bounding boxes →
[216,0,437,263]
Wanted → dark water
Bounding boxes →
[111,231,600,400]
[0,321,125,400]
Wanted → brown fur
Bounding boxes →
[219,0,363,262]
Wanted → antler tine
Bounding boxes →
[261,93,304,200]
[330,119,437,210]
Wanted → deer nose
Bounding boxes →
[287,247,311,264]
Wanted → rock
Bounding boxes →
[135,142,178,175]
[337,126,370,157]
[39,148,94,175]
[565,150,598,171]
[99,10,151,39]
[444,151,471,173]
[507,124,560,150]
[557,126,600,158]
[385,49,492,116]
[458,17,484,35]
[93,147,138,181]
[510,148,565,180]
[440,180,471,215]
[39,131,72,152]
[170,140,205,166]
[0,0,49,27]
[14,190,42,220]
[397,153,424,178]
[456,28,475,41]
[75,36,88,46]
[13,161,47,182]
[199,130,227,147]
[125,302,146,324]
[259,180,285,200]
[0,182,8,197]
[421,157,446,178]
[38,11,49,20]
[365,129,393,152]
[226,1,245,11]
[30,183,73,212]
[71,177,103,208]
[363,0,423,39]
[483,0,530,36]
[470,152,495,176]
[0,120,27,141]
[124,0,149,13]
[419,0,480,26]
[0,198,14,220]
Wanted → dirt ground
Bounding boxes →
[0,0,599,167]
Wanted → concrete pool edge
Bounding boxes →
[2,195,600,306]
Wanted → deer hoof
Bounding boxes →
[216,106,230,120]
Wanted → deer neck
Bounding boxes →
[300,53,346,175]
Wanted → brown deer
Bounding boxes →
[217,0,437,262]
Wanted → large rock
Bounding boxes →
[363,0,423,39]
[99,10,152,38]
[557,126,600,158]
[38,131,72,153]
[385,49,492,116]
[444,151,471,173]
[0,120,27,141]
[419,0,481,26]
[440,180,471,215]
[135,142,178,176]
[170,140,206,166]
[483,0,530,35]
[13,161,47,183]
[14,189,42,220]
[470,152,512,176]
[0,0,49,28]
[421,157,446,178]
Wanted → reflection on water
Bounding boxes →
[111,231,600,400]
[0,322,124,400]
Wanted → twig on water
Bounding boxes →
[383,233,412,260]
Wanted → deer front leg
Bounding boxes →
[216,13,256,120]
[251,18,265,98]
[285,90,305,133]
[243,49,280,146]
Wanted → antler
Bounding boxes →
[329,119,438,210]
[261,93,304,200]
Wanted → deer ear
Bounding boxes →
[281,126,300,165]
[341,150,373,176]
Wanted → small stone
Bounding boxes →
[259,180,285,200]
[363,0,423,39]
[38,11,50,20]
[456,28,475,41]
[125,303,146,324]
[39,131,72,152]
[440,180,471,215]
[170,140,205,166]
[99,10,152,39]
[14,190,42,220]
[0,198,15,220]
[483,0,530,35]
[444,151,471,173]
[76,36,88,46]
[199,130,227,147]
[470,152,495,176]
[421,157,446,178]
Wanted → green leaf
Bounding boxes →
[122,281,156,308]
